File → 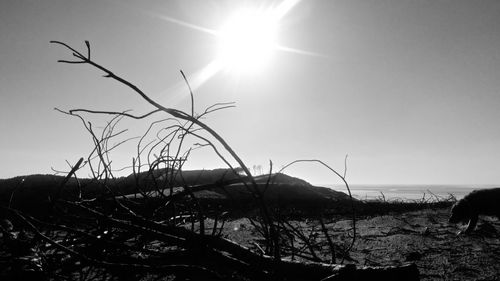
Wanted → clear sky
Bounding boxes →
[1,0,500,185]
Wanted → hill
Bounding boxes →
[0,169,355,215]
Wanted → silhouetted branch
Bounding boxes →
[180,70,195,117]
[55,157,84,200]
[52,40,278,253]
[277,159,356,261]
[44,40,423,281]
[69,108,162,119]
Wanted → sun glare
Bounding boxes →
[153,0,311,92]
[216,9,278,74]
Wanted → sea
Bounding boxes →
[323,184,499,201]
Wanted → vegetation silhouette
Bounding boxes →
[0,41,424,280]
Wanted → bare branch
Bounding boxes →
[180,69,195,117]
[69,108,162,119]
[343,154,348,179]
[277,159,357,258]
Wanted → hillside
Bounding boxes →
[0,169,354,215]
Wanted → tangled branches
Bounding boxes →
[0,41,420,280]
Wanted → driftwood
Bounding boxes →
[0,40,419,280]
[2,201,419,281]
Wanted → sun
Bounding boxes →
[154,0,313,90]
[215,9,278,74]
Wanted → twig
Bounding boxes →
[277,159,357,261]
[55,157,84,200]
[180,70,194,117]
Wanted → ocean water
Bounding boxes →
[324,184,499,201]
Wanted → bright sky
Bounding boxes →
[1,0,500,185]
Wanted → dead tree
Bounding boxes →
[0,41,420,281]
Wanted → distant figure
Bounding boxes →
[449,188,500,234]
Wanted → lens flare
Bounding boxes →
[215,9,278,73]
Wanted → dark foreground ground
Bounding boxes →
[1,204,498,280]
[221,207,500,281]
[1,171,497,280]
